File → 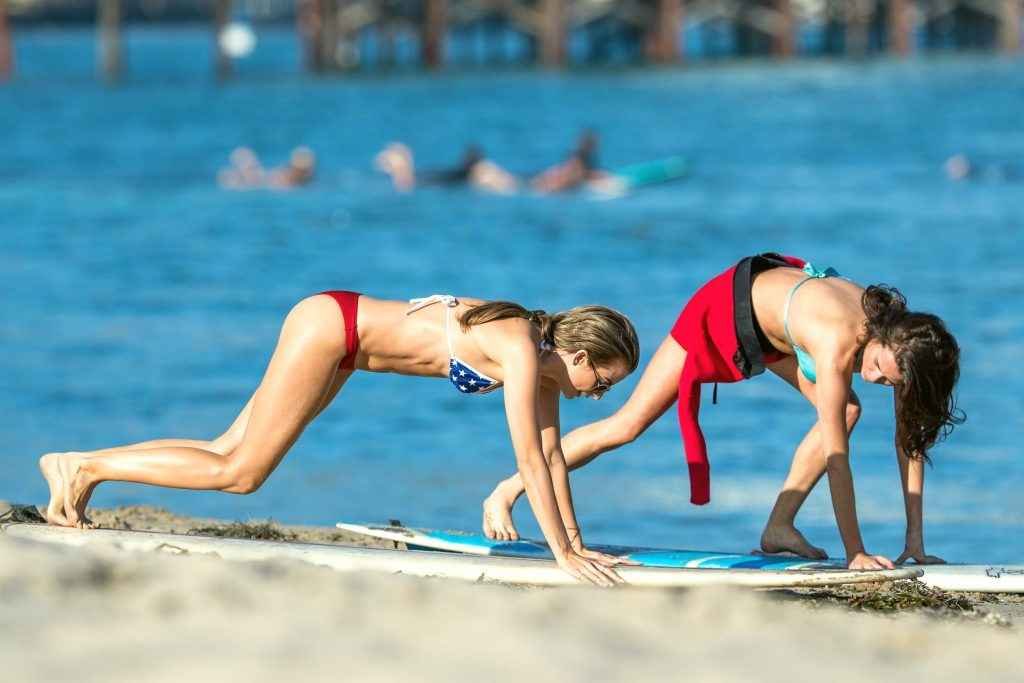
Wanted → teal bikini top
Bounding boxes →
[782,263,840,384]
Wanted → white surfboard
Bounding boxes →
[912,564,1024,593]
[337,522,1024,593]
[3,523,920,589]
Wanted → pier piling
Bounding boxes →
[214,0,232,81]
[0,0,11,81]
[773,0,796,58]
[999,0,1021,52]
[888,0,911,55]
[422,0,447,69]
[98,0,123,82]
[539,0,567,67]
[647,0,682,63]
[845,0,872,57]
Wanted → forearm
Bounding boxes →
[898,447,925,543]
[548,450,584,548]
[517,452,573,556]
[825,453,866,558]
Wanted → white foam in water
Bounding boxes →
[220,23,257,59]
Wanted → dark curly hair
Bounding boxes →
[860,285,965,462]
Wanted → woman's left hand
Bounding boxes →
[576,546,641,567]
[895,546,946,565]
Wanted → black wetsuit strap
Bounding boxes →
[732,252,792,379]
[732,256,763,379]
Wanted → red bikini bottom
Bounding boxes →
[320,290,360,370]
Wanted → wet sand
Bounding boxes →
[2,501,1022,681]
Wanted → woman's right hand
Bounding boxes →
[556,550,626,587]
[847,551,895,571]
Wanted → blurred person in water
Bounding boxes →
[219,146,316,190]
[375,130,610,195]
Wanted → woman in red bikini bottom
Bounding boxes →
[481,253,964,571]
[39,291,640,586]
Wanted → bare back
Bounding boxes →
[751,267,866,360]
[351,295,516,380]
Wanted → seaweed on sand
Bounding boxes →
[0,504,47,524]
[187,521,298,542]
[791,579,983,614]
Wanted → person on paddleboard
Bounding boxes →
[375,130,612,195]
[481,253,963,571]
[375,142,520,194]
[39,293,639,586]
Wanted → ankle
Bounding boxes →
[493,479,523,504]
[763,520,796,535]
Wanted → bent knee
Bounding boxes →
[221,461,271,495]
[610,412,650,447]
[226,473,268,495]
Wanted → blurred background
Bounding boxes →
[0,0,1021,562]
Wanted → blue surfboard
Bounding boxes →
[336,522,841,571]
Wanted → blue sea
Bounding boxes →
[2,28,1022,563]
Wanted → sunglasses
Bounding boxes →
[587,361,611,397]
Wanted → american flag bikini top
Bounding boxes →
[407,295,503,395]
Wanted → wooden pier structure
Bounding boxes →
[299,0,1024,71]
[0,0,1021,81]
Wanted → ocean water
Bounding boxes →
[2,28,1023,562]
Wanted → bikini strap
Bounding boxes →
[783,263,839,348]
[408,294,459,358]
[782,278,810,349]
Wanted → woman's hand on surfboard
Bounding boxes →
[847,552,895,571]
[576,547,641,567]
[895,547,946,565]
[556,550,626,587]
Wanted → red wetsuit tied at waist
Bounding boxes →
[670,254,806,505]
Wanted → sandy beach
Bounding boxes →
[2,501,1022,682]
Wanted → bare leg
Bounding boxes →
[40,365,351,526]
[483,336,686,540]
[41,295,352,528]
[759,356,861,559]
[39,394,260,525]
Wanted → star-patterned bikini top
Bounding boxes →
[407,294,504,395]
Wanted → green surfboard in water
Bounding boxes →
[592,155,689,197]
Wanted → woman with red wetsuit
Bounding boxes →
[482,253,963,571]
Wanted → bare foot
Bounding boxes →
[482,490,519,542]
[760,524,827,560]
[39,452,68,525]
[57,453,96,529]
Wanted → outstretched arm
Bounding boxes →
[536,385,583,547]
[500,341,623,586]
[483,335,685,541]
[537,387,636,567]
[893,393,944,565]
[815,360,893,570]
